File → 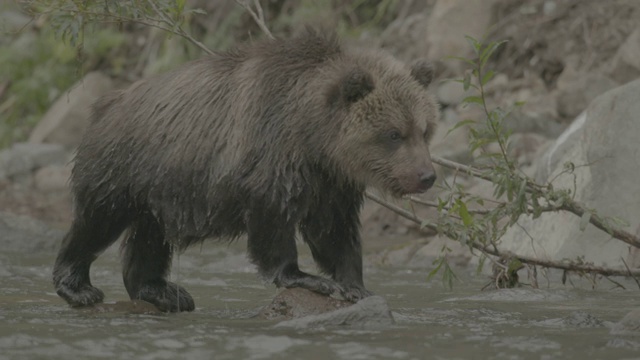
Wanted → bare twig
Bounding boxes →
[366,192,430,228]
[559,200,640,248]
[145,0,214,55]
[432,156,492,182]
[621,257,640,290]
[233,0,275,40]
[408,195,493,215]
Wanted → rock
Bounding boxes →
[506,92,566,138]
[429,107,476,164]
[34,164,72,192]
[436,81,470,105]
[563,311,604,328]
[500,79,640,267]
[507,132,553,168]
[273,292,394,329]
[611,308,640,335]
[379,13,430,61]
[0,212,64,252]
[607,28,640,84]
[0,142,67,180]
[28,72,114,148]
[259,288,353,320]
[487,73,566,137]
[426,0,497,70]
[556,64,619,118]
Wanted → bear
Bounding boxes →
[53,29,439,312]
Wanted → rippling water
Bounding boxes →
[1,243,639,360]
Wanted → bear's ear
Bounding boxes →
[331,68,375,104]
[410,59,434,88]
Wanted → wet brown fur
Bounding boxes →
[53,29,439,312]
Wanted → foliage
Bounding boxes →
[0,25,124,147]
[419,36,639,289]
[0,0,208,147]
[271,0,397,38]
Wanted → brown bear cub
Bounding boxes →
[53,29,439,312]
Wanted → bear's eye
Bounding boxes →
[388,130,403,142]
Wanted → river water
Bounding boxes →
[1,241,639,360]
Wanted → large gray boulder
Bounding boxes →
[499,79,640,267]
[28,72,114,148]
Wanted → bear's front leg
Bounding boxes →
[245,204,344,297]
[299,190,373,303]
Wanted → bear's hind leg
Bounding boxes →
[53,210,130,307]
[122,214,194,312]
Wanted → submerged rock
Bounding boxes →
[564,311,605,328]
[261,288,394,328]
[611,308,640,336]
[274,296,394,329]
[260,288,352,321]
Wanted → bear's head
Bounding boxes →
[326,57,439,197]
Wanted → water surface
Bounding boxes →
[1,243,638,360]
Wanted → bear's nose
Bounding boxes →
[420,172,437,189]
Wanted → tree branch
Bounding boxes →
[145,0,214,55]
[233,0,275,40]
[366,191,640,277]
[560,200,640,248]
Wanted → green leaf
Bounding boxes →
[480,40,507,68]
[507,258,523,273]
[445,119,476,137]
[481,70,495,86]
[463,72,471,91]
[457,200,473,227]
[462,96,483,105]
[442,261,459,289]
[464,35,481,55]
[427,258,444,281]
[176,0,186,14]
[579,211,591,231]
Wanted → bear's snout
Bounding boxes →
[418,171,437,191]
